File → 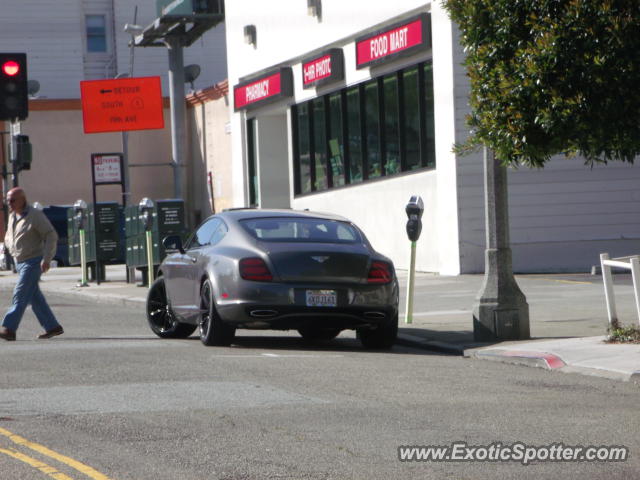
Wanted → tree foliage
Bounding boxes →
[442,0,640,167]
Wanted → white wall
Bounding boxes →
[225,1,450,271]
[292,171,439,269]
[225,0,432,210]
[226,0,640,274]
[0,0,85,99]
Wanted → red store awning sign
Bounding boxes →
[234,67,293,111]
[356,14,431,69]
[302,49,344,89]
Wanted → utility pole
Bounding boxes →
[472,147,530,341]
[167,34,186,200]
[128,1,224,201]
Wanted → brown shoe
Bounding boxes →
[37,326,64,339]
[0,327,16,341]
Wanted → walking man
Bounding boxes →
[0,187,63,341]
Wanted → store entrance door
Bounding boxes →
[255,113,290,208]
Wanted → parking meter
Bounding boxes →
[405,195,424,242]
[73,199,89,287]
[74,199,87,230]
[404,195,423,324]
[139,197,154,231]
[139,198,155,286]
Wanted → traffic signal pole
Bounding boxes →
[0,53,29,188]
[9,120,18,187]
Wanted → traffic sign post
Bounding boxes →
[91,153,125,285]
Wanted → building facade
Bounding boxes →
[0,0,230,230]
[225,0,640,274]
[0,0,227,98]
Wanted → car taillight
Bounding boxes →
[240,257,273,282]
[367,261,392,284]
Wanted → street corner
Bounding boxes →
[463,336,640,383]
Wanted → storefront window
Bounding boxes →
[384,75,400,175]
[346,87,363,184]
[328,93,346,187]
[297,103,312,194]
[247,119,258,206]
[292,60,435,196]
[365,80,381,179]
[423,63,436,168]
[313,98,328,191]
[403,67,421,170]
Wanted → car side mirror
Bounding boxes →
[163,235,185,254]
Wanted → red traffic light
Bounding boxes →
[2,60,19,76]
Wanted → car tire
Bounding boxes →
[146,277,197,338]
[199,279,235,346]
[297,327,341,342]
[357,313,398,350]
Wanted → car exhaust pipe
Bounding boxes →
[363,311,386,319]
[249,309,278,318]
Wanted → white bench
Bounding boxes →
[599,253,640,326]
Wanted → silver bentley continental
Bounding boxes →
[146,209,399,349]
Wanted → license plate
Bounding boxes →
[306,290,337,307]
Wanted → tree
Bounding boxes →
[442,0,640,168]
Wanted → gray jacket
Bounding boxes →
[5,206,57,263]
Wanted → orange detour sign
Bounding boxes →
[80,76,165,134]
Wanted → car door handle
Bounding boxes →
[189,257,197,263]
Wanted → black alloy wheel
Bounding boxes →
[199,279,235,346]
[146,277,197,338]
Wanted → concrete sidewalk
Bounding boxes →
[0,264,638,383]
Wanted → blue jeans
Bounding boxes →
[2,256,60,332]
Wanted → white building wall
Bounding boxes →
[0,0,86,99]
[228,0,640,274]
[226,0,456,272]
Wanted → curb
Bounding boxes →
[465,349,566,370]
[396,333,470,355]
[37,285,146,308]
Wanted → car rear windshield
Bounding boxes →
[240,217,360,243]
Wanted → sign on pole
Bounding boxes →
[80,76,165,134]
[92,153,123,184]
[90,152,125,286]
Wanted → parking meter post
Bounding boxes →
[146,229,154,287]
[404,196,424,325]
[78,228,89,287]
[139,198,155,288]
[74,200,89,287]
[405,241,417,324]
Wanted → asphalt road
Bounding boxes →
[0,290,638,480]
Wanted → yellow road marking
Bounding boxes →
[0,427,114,480]
[0,447,75,480]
